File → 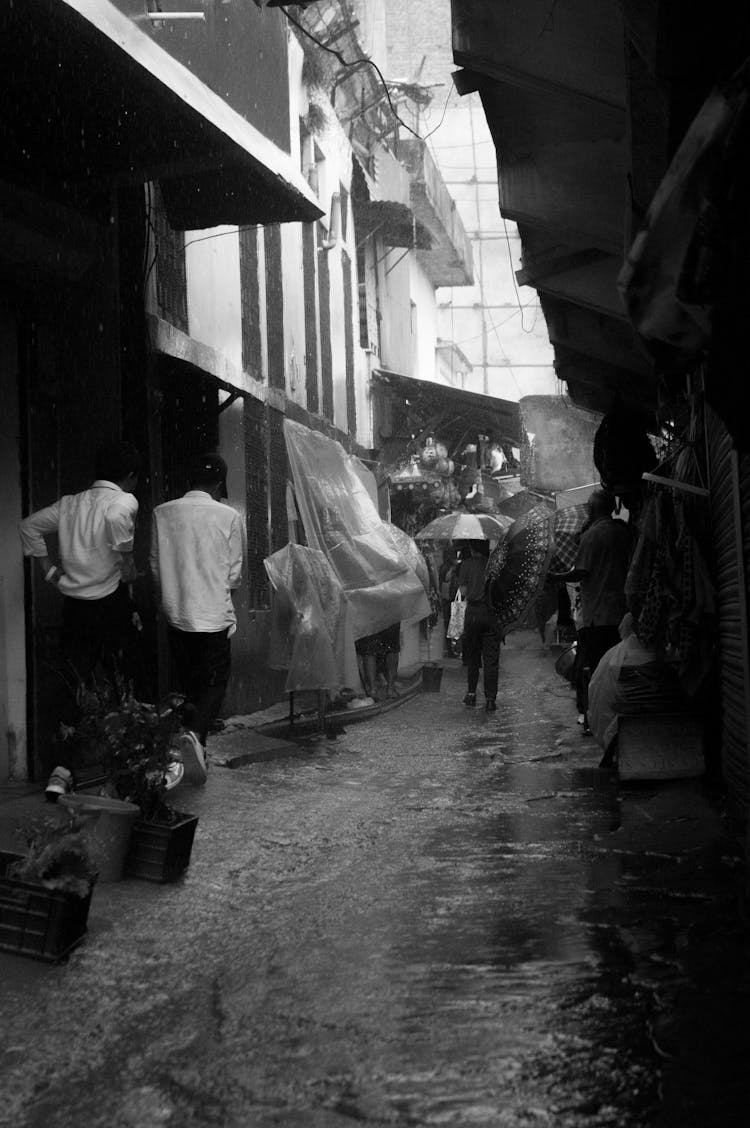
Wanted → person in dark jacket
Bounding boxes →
[440,550,462,657]
[457,539,501,712]
[549,488,632,730]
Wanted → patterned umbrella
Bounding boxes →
[415,510,513,544]
[486,504,556,633]
[496,490,554,521]
[549,503,590,573]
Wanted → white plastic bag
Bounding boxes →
[447,591,466,640]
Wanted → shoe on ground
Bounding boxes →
[164,761,185,790]
[45,765,73,803]
[485,699,497,713]
[175,731,208,785]
[463,692,476,707]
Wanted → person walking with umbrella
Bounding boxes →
[457,538,502,712]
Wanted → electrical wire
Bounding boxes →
[497,196,538,334]
[183,224,262,252]
[423,78,455,141]
[279,4,445,145]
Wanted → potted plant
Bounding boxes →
[98,689,200,884]
[0,810,97,962]
[58,678,199,884]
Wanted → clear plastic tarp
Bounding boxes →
[284,420,431,639]
[264,544,359,692]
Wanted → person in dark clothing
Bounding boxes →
[440,550,462,657]
[150,453,243,782]
[549,488,632,731]
[19,441,142,799]
[457,539,501,712]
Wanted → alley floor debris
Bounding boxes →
[1,632,748,1127]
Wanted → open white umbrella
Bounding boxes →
[415,510,513,543]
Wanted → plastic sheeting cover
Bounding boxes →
[264,544,360,692]
[284,420,431,638]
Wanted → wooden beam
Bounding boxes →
[515,248,611,287]
[453,50,624,116]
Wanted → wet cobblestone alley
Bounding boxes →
[1,633,748,1127]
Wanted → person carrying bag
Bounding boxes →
[447,590,466,641]
[456,539,501,712]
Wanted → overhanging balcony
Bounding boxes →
[396,140,474,288]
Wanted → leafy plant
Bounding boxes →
[9,811,97,898]
[100,691,184,823]
[57,677,185,824]
[303,101,328,137]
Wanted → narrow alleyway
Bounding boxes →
[1,634,748,1128]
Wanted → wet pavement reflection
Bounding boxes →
[1,633,747,1127]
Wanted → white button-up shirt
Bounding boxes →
[19,480,138,600]
[150,491,243,634]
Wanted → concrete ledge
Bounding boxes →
[617,713,705,782]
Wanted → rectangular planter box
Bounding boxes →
[125,812,199,883]
[0,851,95,963]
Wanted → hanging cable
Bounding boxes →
[279,5,441,144]
[183,224,262,252]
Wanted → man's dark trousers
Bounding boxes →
[62,585,135,686]
[168,627,231,745]
[578,624,620,714]
[463,602,502,700]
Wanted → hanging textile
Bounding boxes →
[625,477,715,693]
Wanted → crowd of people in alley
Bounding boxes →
[440,484,697,768]
[18,439,699,798]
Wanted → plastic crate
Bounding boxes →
[125,812,199,883]
[0,851,95,963]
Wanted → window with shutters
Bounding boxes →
[154,188,188,334]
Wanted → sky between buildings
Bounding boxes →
[377,0,560,402]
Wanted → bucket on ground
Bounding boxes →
[59,794,140,882]
[422,664,444,693]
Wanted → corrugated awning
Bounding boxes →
[372,368,520,445]
[3,0,322,229]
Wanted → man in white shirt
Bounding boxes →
[150,453,243,782]
[20,442,141,674]
[19,442,142,797]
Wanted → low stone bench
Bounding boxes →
[616,712,705,781]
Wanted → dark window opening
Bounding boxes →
[154,186,188,334]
